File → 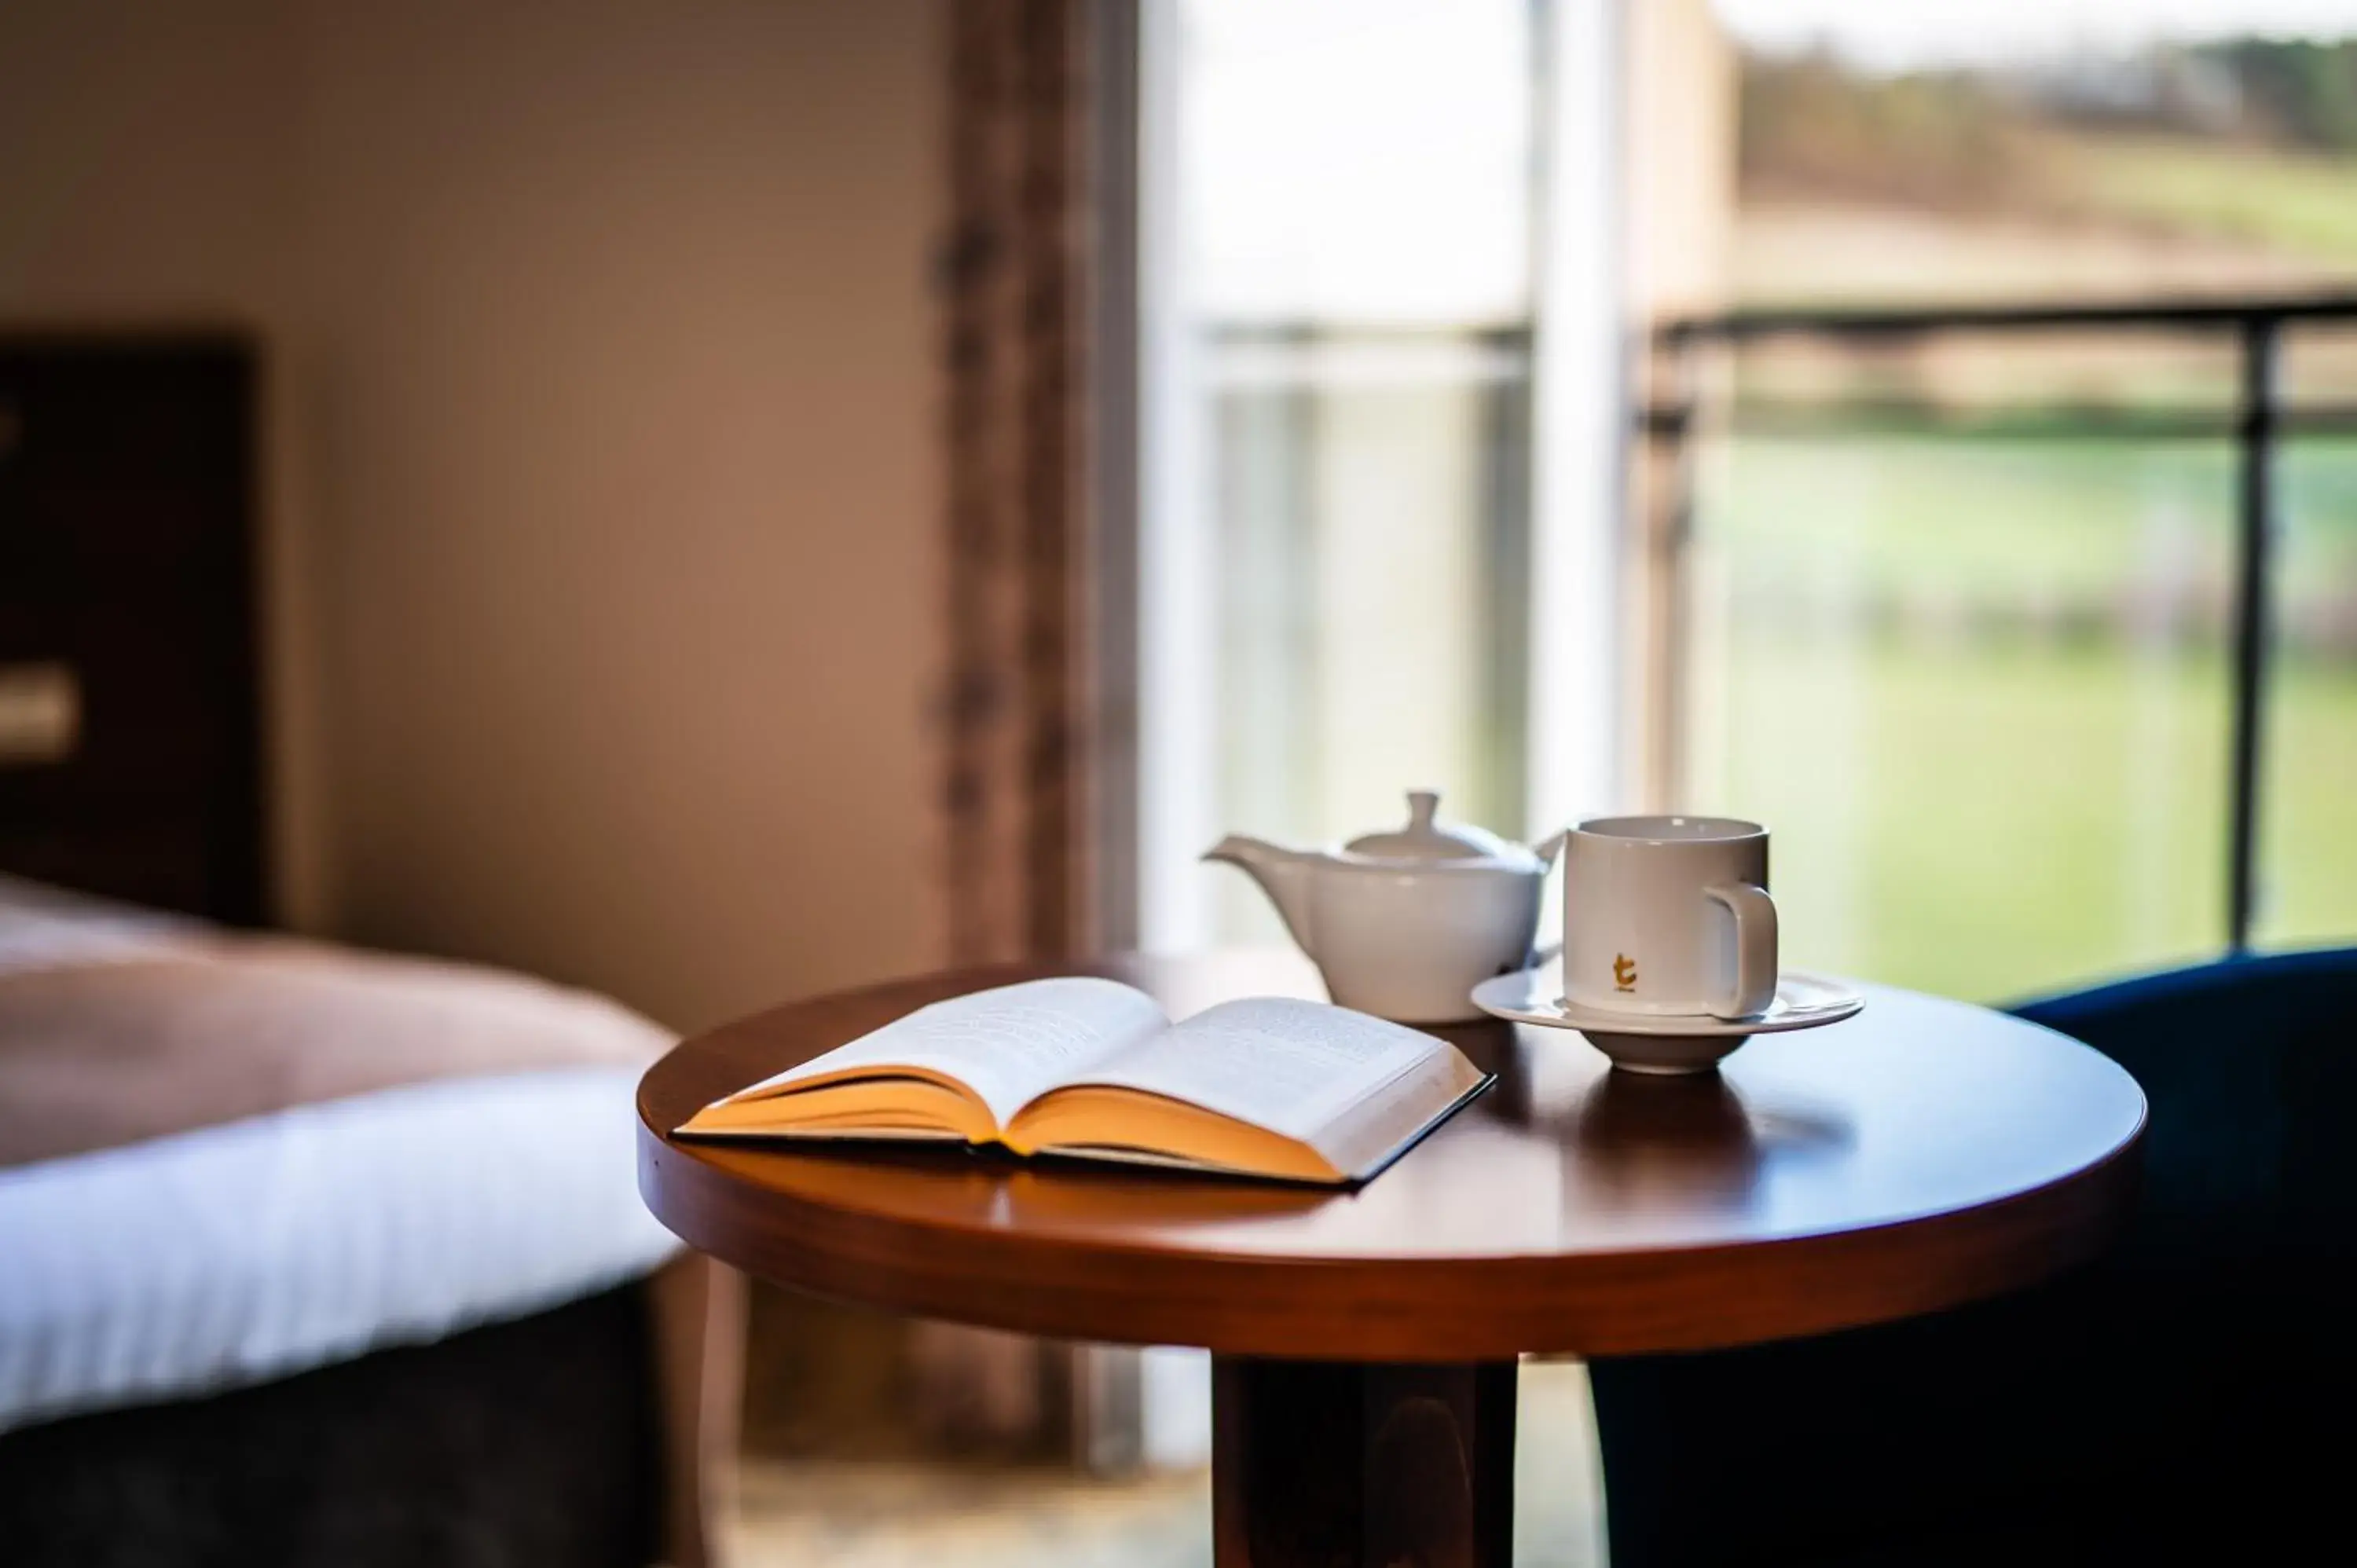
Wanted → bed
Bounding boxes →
[0,335,736,1566]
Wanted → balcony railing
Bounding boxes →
[1643,292,2357,960]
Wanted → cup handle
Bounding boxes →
[1703,882,1778,1019]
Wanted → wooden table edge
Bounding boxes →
[636,1092,2144,1361]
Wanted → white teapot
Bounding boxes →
[1204,790,1563,1024]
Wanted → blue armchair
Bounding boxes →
[1588,947,2357,1567]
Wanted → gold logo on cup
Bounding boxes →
[1612,954,1638,992]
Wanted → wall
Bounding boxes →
[0,0,945,1031]
[1619,0,1736,811]
[300,0,945,1031]
[1624,0,1737,322]
[0,0,323,924]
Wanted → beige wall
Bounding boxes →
[1625,0,1736,321]
[0,0,945,1031]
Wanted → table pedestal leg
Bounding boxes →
[1211,1355,1517,1568]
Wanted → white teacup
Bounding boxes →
[1563,815,1778,1020]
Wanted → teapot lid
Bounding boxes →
[1343,790,1528,865]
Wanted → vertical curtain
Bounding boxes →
[928,0,1121,1464]
[940,0,1101,966]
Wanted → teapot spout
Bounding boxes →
[1201,835,1319,954]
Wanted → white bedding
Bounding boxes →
[0,883,680,1434]
[0,874,203,979]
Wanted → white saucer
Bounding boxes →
[1469,965,1866,1075]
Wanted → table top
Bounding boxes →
[636,951,2146,1361]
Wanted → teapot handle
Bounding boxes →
[1524,825,1571,969]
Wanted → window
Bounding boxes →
[1137,0,1622,952]
[1655,3,2357,998]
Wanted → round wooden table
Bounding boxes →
[638,951,2145,1568]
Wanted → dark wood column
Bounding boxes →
[1212,1357,1518,1568]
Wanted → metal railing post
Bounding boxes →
[2227,315,2280,954]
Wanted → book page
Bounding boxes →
[726,977,1171,1129]
[1065,996,1446,1144]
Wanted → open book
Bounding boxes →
[674,978,1491,1186]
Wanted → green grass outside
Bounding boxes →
[1691,433,2357,1002]
[2062,134,2357,266]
